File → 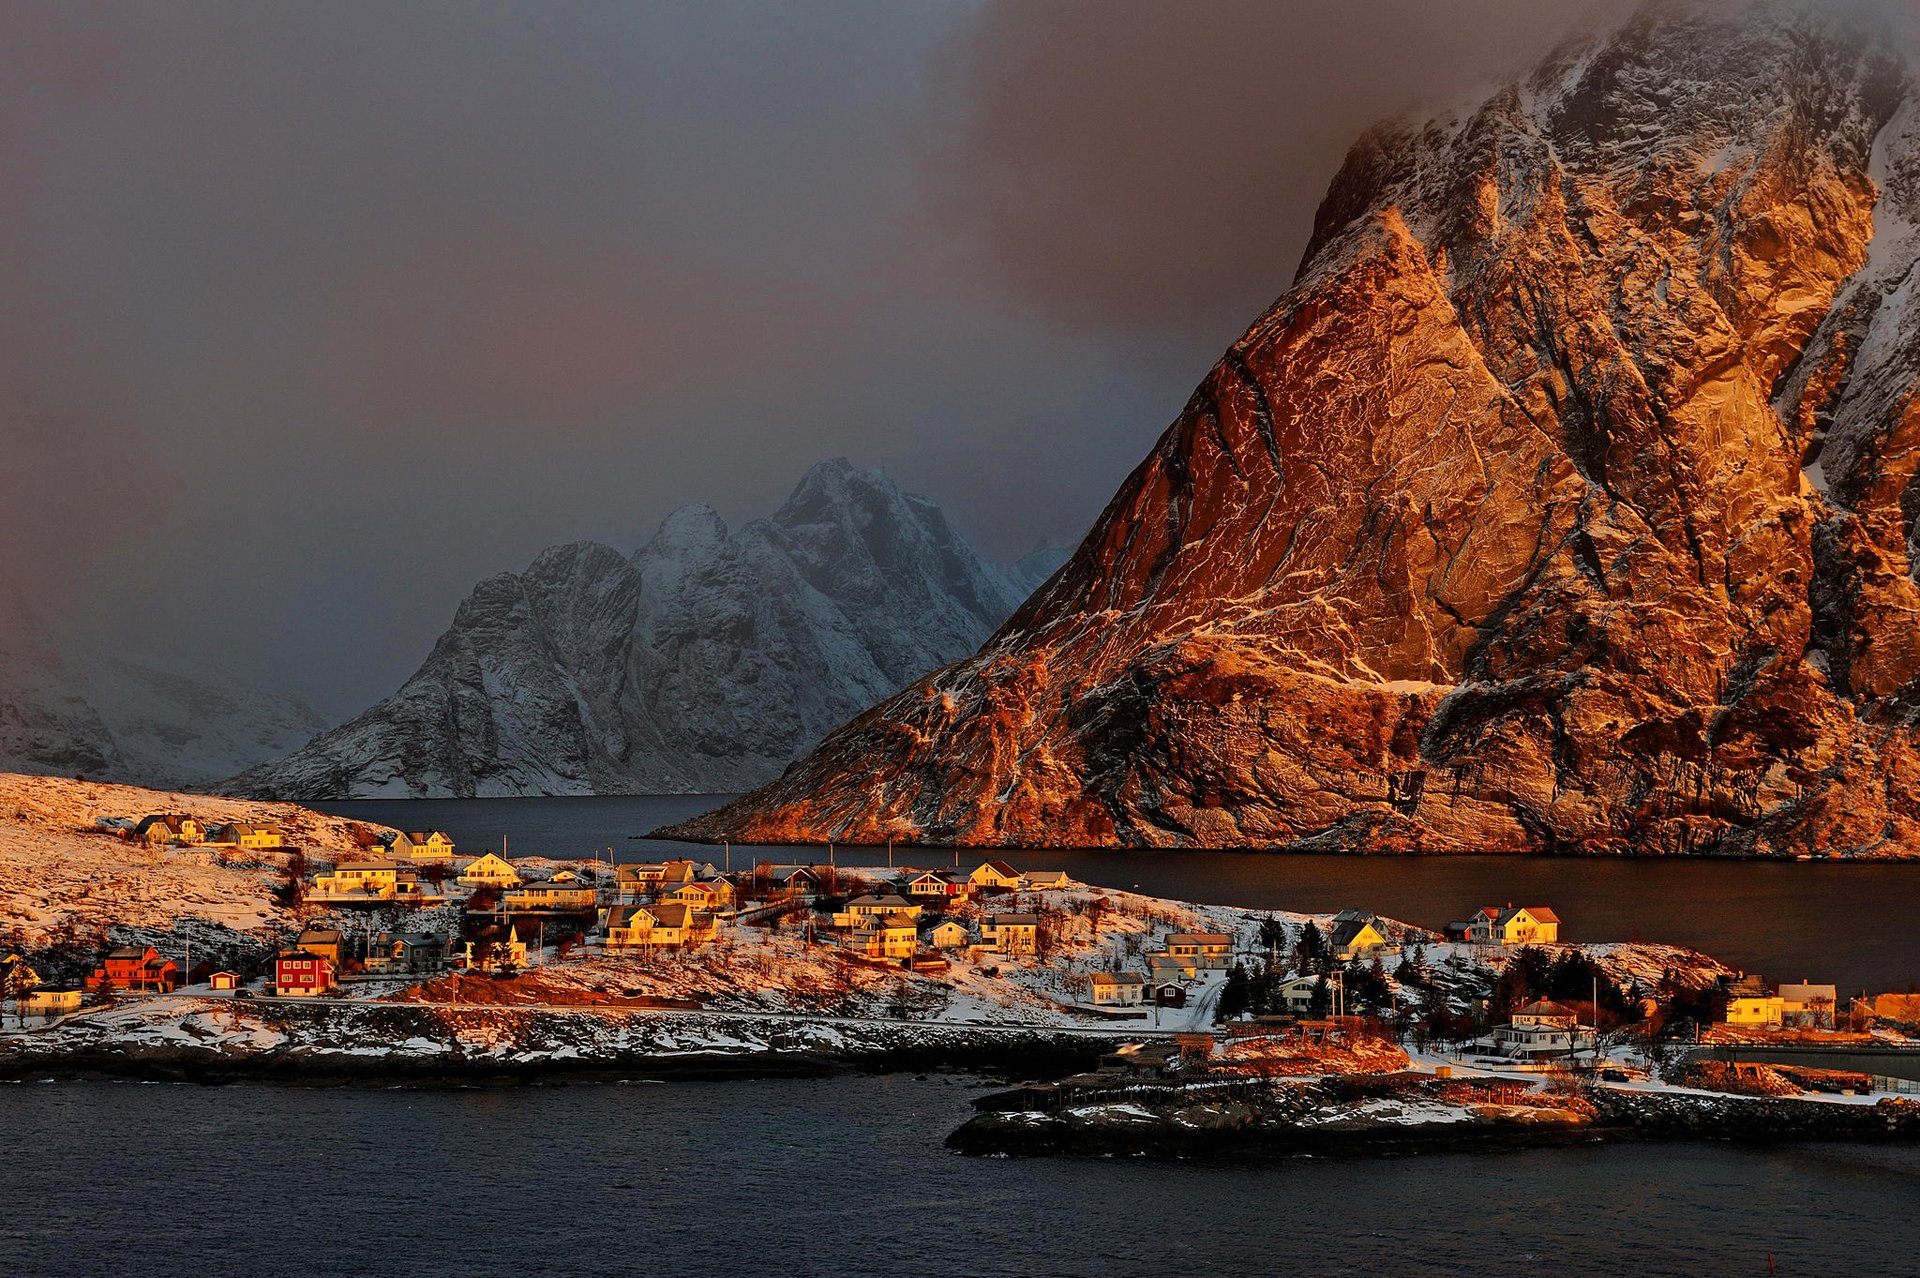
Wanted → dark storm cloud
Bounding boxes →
[5,0,1899,720]
[916,0,1634,365]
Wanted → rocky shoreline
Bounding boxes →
[0,998,1120,1087]
[946,1075,1920,1159]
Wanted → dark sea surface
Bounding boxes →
[316,795,1920,995]
[2,1077,1918,1277]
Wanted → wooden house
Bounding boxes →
[273,950,336,997]
[91,945,180,993]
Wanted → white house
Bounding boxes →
[1491,999,1594,1058]
[1090,972,1146,1007]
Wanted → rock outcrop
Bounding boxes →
[670,0,1920,854]
[229,460,1063,797]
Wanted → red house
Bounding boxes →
[91,945,180,993]
[274,950,335,997]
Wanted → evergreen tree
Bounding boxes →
[1296,921,1326,972]
[1308,973,1331,1018]
[1219,963,1251,1021]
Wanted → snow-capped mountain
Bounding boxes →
[670,0,1920,855]
[0,578,327,788]
[228,460,1065,798]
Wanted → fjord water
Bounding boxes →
[3,1077,1918,1277]
[317,795,1920,994]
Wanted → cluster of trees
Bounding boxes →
[1488,947,1638,1024]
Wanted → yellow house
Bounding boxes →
[393,830,456,859]
[209,822,286,850]
[968,861,1022,891]
[1467,906,1561,946]
[1090,972,1146,1007]
[504,872,599,912]
[848,915,918,960]
[313,859,403,898]
[134,814,204,846]
[1330,913,1388,961]
[926,920,971,950]
[1167,932,1234,969]
[296,927,345,966]
[668,878,737,911]
[1725,995,1785,1027]
[20,987,83,1017]
[457,853,522,888]
[982,913,1040,955]
[835,894,921,927]
[605,903,696,949]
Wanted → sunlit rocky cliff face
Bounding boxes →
[229,461,1063,798]
[670,0,1920,855]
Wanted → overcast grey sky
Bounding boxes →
[5,0,1643,717]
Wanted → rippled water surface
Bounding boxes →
[3,1078,1919,1277]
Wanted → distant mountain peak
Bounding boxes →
[229,460,1067,799]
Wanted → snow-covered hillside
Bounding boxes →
[230,460,1066,798]
[0,772,397,953]
[0,577,327,789]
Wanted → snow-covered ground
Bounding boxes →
[0,772,400,952]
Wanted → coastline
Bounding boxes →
[0,998,1124,1087]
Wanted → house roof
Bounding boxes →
[1168,932,1233,945]
[848,894,912,908]
[1091,972,1145,986]
[1514,999,1576,1018]
[646,902,692,927]
[278,949,328,964]
[1330,919,1382,947]
[1024,870,1069,884]
[297,928,343,944]
[974,860,1019,878]
[989,913,1040,926]
[1496,906,1559,925]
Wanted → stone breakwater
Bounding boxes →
[945,1075,1920,1159]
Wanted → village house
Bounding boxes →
[967,861,1022,892]
[1330,912,1388,961]
[1166,932,1234,971]
[273,949,336,997]
[504,871,600,912]
[1492,999,1594,1058]
[774,866,825,895]
[132,814,204,847]
[296,927,345,967]
[313,859,402,897]
[1276,974,1325,1015]
[457,853,522,889]
[365,932,447,975]
[207,971,243,992]
[834,894,922,927]
[206,822,286,850]
[902,870,969,900]
[981,913,1040,956]
[1725,992,1787,1027]
[846,914,918,961]
[667,878,737,912]
[1149,951,1196,984]
[1778,981,1839,1029]
[925,920,971,950]
[20,987,83,1017]
[1090,971,1146,1007]
[91,945,180,993]
[1022,870,1074,891]
[392,830,456,859]
[605,902,707,949]
[1454,905,1561,946]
